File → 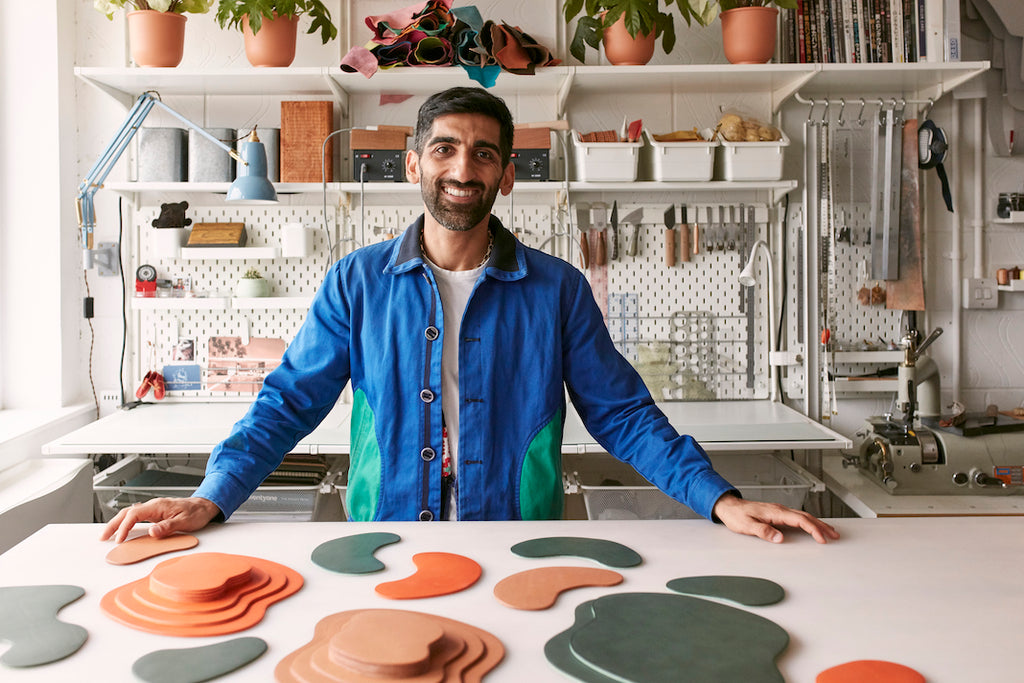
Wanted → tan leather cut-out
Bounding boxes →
[105,533,199,565]
[493,566,623,610]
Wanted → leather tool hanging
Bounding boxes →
[918,118,953,212]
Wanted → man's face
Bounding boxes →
[406,113,514,232]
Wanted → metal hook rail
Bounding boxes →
[794,93,935,125]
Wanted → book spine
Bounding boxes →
[943,0,960,61]
[916,0,927,60]
[797,1,807,62]
[842,0,854,63]
[890,0,904,63]
[924,0,944,63]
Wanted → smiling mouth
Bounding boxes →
[441,183,481,199]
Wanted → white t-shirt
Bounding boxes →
[424,257,484,520]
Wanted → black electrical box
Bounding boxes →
[353,150,405,182]
[511,149,550,181]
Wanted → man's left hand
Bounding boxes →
[713,493,840,544]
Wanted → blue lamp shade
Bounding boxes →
[227,131,278,204]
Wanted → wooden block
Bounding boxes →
[281,101,333,183]
[187,222,246,248]
[350,128,410,151]
[512,127,551,150]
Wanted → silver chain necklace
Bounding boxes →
[420,229,494,269]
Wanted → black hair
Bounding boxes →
[412,87,514,166]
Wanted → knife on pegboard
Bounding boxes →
[663,205,676,267]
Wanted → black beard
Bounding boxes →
[422,179,497,232]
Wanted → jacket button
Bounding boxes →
[420,447,435,461]
[420,389,434,403]
[418,509,434,521]
[424,326,439,341]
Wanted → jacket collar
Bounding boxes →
[384,214,526,281]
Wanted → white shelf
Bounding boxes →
[76,61,990,114]
[834,377,898,393]
[131,296,230,311]
[180,246,278,260]
[131,296,312,311]
[997,282,1024,292]
[835,350,903,363]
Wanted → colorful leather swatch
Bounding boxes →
[546,592,789,682]
[131,636,267,683]
[493,566,623,611]
[275,609,504,682]
[510,536,643,568]
[100,552,302,637]
[0,585,88,667]
[816,660,926,683]
[311,531,401,574]
[375,552,481,599]
[666,575,785,606]
[105,533,199,565]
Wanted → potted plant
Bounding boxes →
[563,0,695,65]
[94,0,214,67]
[216,0,339,67]
[682,0,797,64]
[235,268,271,298]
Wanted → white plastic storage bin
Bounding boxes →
[643,129,718,181]
[716,131,790,181]
[93,453,345,523]
[569,453,822,521]
[571,130,642,182]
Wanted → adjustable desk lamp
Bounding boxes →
[77,91,277,271]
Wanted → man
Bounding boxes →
[103,87,837,545]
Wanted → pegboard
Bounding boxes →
[129,198,773,402]
[783,201,904,400]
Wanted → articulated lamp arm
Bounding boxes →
[76,92,249,269]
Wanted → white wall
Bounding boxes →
[0,0,82,410]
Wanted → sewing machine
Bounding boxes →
[849,328,1024,495]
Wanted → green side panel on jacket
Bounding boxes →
[347,389,381,521]
[519,411,564,520]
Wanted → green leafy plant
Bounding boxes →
[215,0,338,45]
[242,267,263,279]
[93,0,213,19]
[563,1,689,63]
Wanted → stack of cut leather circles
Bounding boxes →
[100,552,302,637]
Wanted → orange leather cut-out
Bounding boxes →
[105,533,199,565]
[817,660,926,683]
[375,552,481,600]
[100,552,302,637]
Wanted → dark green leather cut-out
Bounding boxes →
[0,585,87,668]
[666,575,785,606]
[510,536,642,568]
[547,592,789,683]
[132,637,267,683]
[311,532,401,574]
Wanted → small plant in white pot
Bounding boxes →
[235,267,271,298]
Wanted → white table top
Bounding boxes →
[823,454,1024,517]
[1,518,1021,682]
[42,400,851,456]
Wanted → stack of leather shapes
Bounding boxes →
[276,609,503,682]
[100,552,302,637]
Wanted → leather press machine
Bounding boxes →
[848,327,1024,495]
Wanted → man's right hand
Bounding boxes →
[100,497,221,544]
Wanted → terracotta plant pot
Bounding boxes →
[720,6,779,64]
[601,13,656,66]
[242,13,299,68]
[127,10,186,68]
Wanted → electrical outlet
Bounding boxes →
[99,389,121,415]
[962,278,999,309]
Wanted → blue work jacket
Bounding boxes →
[194,215,735,521]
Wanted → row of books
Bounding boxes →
[778,0,961,64]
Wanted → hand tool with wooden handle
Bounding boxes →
[609,200,620,261]
[679,204,691,263]
[621,207,643,257]
[575,204,590,268]
[663,205,676,267]
[591,202,608,266]
[692,205,700,256]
